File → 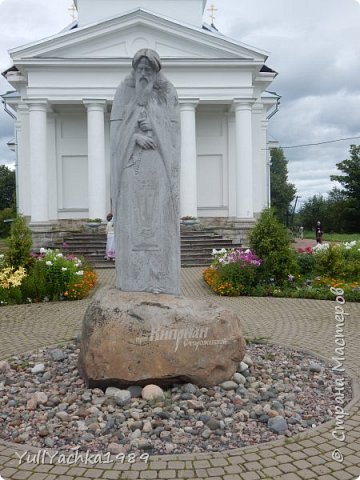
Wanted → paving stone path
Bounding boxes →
[1,268,360,480]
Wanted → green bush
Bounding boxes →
[313,244,345,279]
[20,260,49,302]
[25,249,88,301]
[249,209,298,283]
[5,215,33,269]
[297,252,316,275]
[312,242,360,281]
[217,262,258,295]
[204,249,262,295]
[0,285,22,306]
[1,247,96,305]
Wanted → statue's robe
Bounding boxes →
[110,73,181,295]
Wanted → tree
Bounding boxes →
[249,208,298,283]
[331,145,360,202]
[297,195,328,231]
[270,148,296,224]
[5,215,33,269]
[326,188,350,232]
[0,165,16,210]
[330,144,360,232]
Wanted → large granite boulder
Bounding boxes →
[78,287,246,388]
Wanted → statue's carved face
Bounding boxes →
[135,57,156,86]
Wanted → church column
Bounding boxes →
[179,100,199,218]
[83,100,107,220]
[234,100,254,219]
[26,99,49,222]
[261,118,271,208]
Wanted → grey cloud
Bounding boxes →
[0,137,15,167]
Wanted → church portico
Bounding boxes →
[2,0,279,243]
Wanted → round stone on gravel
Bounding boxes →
[114,390,131,406]
[38,428,49,437]
[142,421,152,433]
[105,387,123,397]
[309,362,322,373]
[141,384,165,401]
[183,383,197,394]
[108,442,125,454]
[56,411,69,421]
[31,364,45,374]
[0,361,10,373]
[205,417,221,430]
[253,404,264,416]
[128,385,143,398]
[220,381,238,391]
[81,391,92,402]
[42,372,52,382]
[187,399,204,410]
[134,437,152,450]
[26,397,38,410]
[243,354,253,366]
[233,372,246,385]
[130,428,142,440]
[258,414,270,423]
[238,361,249,372]
[268,416,288,434]
[34,392,48,405]
[201,429,211,439]
[50,349,66,362]
[288,414,302,424]
[44,438,54,448]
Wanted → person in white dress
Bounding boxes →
[105,213,115,261]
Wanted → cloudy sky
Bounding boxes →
[0,0,359,206]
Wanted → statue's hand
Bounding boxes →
[138,118,152,132]
[135,134,157,150]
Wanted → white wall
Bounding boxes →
[56,111,89,218]
[196,108,229,217]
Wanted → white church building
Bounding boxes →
[2,0,279,242]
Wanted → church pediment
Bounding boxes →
[9,9,267,63]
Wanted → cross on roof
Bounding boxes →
[68,2,77,21]
[207,3,218,25]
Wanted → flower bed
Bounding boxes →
[204,242,360,302]
[0,248,97,306]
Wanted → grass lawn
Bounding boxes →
[302,231,360,243]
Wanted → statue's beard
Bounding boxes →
[136,76,155,106]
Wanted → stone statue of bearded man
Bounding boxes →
[110,49,181,295]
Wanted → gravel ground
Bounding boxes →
[0,342,352,456]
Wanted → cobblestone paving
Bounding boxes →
[1,268,359,480]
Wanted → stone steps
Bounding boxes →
[50,230,243,268]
